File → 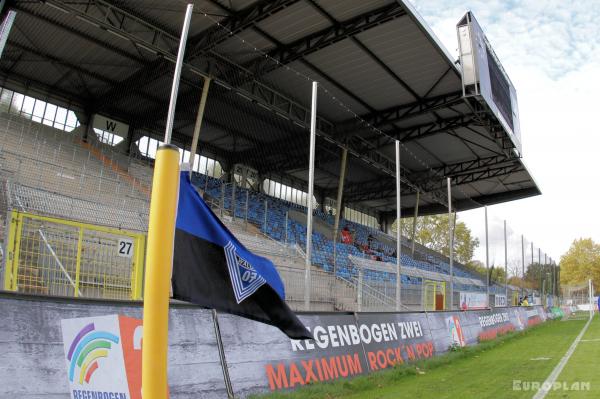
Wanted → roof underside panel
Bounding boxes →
[0,0,540,217]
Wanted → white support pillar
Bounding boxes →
[244,190,249,228]
[231,178,236,221]
[332,148,348,278]
[263,200,267,232]
[538,247,541,301]
[411,191,419,258]
[589,279,594,320]
[285,211,289,245]
[504,220,508,306]
[447,178,454,310]
[357,265,363,312]
[521,234,525,299]
[395,140,402,311]
[485,206,489,307]
[189,77,212,164]
[304,81,318,311]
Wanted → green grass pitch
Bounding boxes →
[256,315,599,399]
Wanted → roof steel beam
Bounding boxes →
[336,91,464,138]
[341,155,522,202]
[185,0,302,62]
[245,2,407,77]
[390,114,477,143]
[32,0,446,206]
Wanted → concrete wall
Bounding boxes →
[0,293,227,399]
[0,292,550,398]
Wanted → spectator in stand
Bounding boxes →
[341,226,352,244]
[461,299,468,311]
[521,296,529,306]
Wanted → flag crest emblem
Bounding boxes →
[224,241,266,304]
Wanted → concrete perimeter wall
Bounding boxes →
[0,292,551,398]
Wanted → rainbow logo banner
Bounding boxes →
[61,315,144,399]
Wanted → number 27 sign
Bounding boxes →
[117,239,134,258]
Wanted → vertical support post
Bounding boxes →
[357,264,363,312]
[220,182,225,217]
[545,254,548,299]
[74,227,84,297]
[504,220,508,306]
[231,178,236,221]
[521,235,525,299]
[142,5,192,399]
[447,178,453,310]
[332,148,348,278]
[553,262,559,299]
[245,190,249,229]
[542,277,545,306]
[485,206,489,307]
[531,242,534,301]
[189,77,212,163]
[589,279,593,320]
[263,200,267,232]
[285,211,289,245]
[395,140,402,311]
[538,248,542,301]
[304,81,318,311]
[411,190,419,258]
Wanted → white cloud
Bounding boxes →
[409,0,600,270]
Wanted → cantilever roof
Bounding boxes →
[0,0,540,217]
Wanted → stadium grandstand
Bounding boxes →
[0,0,541,313]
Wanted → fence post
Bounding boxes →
[263,199,267,233]
[4,210,22,291]
[245,190,249,229]
[231,179,236,221]
[357,265,363,312]
[132,233,146,300]
[74,227,84,297]
[284,211,288,244]
[220,182,225,217]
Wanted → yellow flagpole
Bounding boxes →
[142,3,193,397]
[142,145,180,398]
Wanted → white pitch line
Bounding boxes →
[532,317,593,399]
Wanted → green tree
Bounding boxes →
[560,238,600,290]
[393,214,479,264]
[464,259,507,284]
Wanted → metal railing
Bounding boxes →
[3,210,145,300]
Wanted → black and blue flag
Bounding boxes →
[172,171,311,339]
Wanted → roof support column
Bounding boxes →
[447,178,454,310]
[189,76,212,166]
[395,140,402,311]
[332,148,348,279]
[485,206,490,307]
[304,81,318,311]
[411,190,420,257]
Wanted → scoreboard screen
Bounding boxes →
[457,12,522,156]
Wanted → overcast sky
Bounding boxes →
[410,0,600,271]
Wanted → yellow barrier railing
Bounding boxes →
[3,210,145,300]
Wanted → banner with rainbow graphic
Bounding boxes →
[61,315,143,399]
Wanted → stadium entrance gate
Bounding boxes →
[423,280,446,310]
[3,210,145,300]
